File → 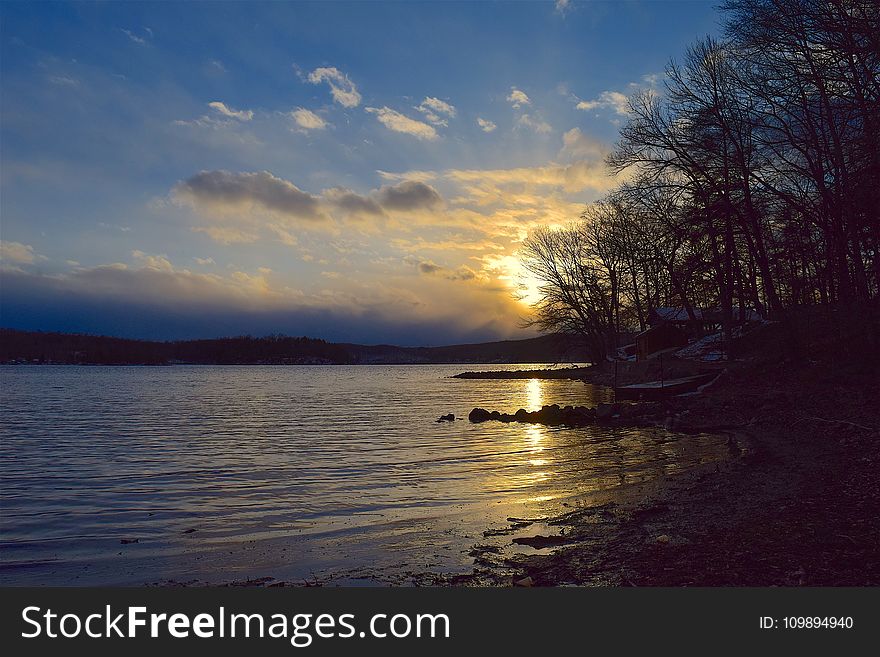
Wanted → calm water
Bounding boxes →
[0,365,730,585]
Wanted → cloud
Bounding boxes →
[0,241,37,265]
[173,171,445,244]
[558,127,606,161]
[516,113,552,134]
[2,260,288,318]
[477,117,497,133]
[48,75,79,87]
[192,226,259,244]
[290,108,328,130]
[121,28,151,45]
[306,66,361,108]
[131,250,174,272]
[404,255,443,275]
[507,87,530,109]
[404,255,477,281]
[416,97,456,126]
[376,170,437,184]
[323,187,385,217]
[555,0,572,14]
[375,180,442,211]
[447,161,610,195]
[195,257,215,265]
[576,90,630,115]
[0,262,530,345]
[365,107,438,140]
[174,170,325,222]
[208,101,254,121]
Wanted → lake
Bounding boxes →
[0,364,731,585]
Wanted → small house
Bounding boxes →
[635,323,688,360]
[637,305,764,360]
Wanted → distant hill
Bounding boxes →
[0,329,587,366]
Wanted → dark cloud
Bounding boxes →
[418,260,443,274]
[323,187,385,217]
[375,180,442,212]
[0,268,505,346]
[448,267,476,281]
[175,170,325,220]
[403,255,476,281]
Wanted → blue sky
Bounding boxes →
[0,1,721,344]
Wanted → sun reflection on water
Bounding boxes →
[520,378,555,497]
[526,377,542,411]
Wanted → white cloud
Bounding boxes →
[48,75,79,87]
[477,117,497,133]
[195,257,215,266]
[517,113,552,134]
[558,127,606,161]
[365,107,438,140]
[376,170,438,184]
[208,101,254,121]
[0,241,37,265]
[555,0,572,14]
[121,28,150,45]
[507,87,530,109]
[307,66,362,108]
[291,108,328,130]
[132,250,174,272]
[417,97,456,126]
[576,90,630,115]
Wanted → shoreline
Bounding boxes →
[437,355,880,586]
[155,353,878,588]
[452,366,595,380]
[10,353,875,588]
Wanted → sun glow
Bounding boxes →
[484,254,544,307]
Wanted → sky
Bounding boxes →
[0,1,721,345]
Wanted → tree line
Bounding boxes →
[0,329,583,365]
[522,0,879,363]
[0,330,353,365]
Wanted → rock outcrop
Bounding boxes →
[468,404,600,426]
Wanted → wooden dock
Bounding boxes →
[614,373,719,400]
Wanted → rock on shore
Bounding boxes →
[469,404,599,426]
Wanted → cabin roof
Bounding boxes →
[651,307,702,322]
[649,306,763,324]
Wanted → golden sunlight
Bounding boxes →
[484,253,544,307]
